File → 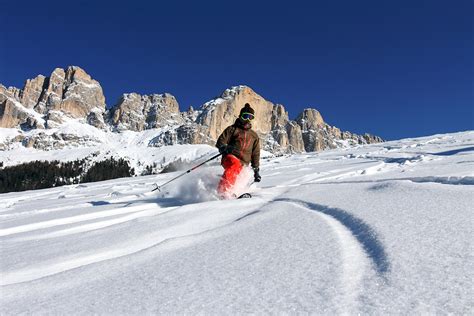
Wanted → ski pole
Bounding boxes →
[152,152,222,192]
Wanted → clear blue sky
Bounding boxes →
[1,0,472,140]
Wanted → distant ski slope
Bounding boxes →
[1,131,473,314]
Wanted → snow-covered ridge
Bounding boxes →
[0,123,219,175]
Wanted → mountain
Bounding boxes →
[1,66,382,154]
[1,131,472,314]
[0,66,106,130]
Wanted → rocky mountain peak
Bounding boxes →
[197,85,274,139]
[0,66,106,129]
[221,85,253,99]
[109,92,182,131]
[0,66,383,152]
[297,108,325,131]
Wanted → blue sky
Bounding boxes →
[1,0,472,140]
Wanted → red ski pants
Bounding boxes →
[218,154,243,195]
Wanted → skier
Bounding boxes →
[216,103,261,198]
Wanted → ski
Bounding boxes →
[237,193,252,199]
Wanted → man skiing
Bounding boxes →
[216,103,261,198]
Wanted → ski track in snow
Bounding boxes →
[277,199,390,276]
[0,203,163,237]
[258,197,390,314]
[0,202,92,220]
[10,205,180,241]
[0,198,269,286]
[284,201,368,314]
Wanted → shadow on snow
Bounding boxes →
[429,146,474,156]
[275,198,391,276]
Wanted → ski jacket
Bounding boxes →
[216,119,260,169]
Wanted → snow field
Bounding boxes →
[1,131,473,314]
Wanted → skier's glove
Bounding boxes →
[253,168,261,182]
[219,145,233,155]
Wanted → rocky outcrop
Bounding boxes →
[1,66,383,153]
[196,86,274,140]
[266,104,305,153]
[0,66,106,129]
[193,86,382,154]
[148,123,213,147]
[109,93,182,131]
[297,109,331,152]
[294,108,384,151]
[53,67,105,122]
[20,75,47,108]
[0,85,46,129]
[22,132,101,150]
[0,93,29,128]
[194,86,310,153]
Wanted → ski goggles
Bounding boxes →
[240,112,255,121]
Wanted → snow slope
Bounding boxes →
[1,131,473,314]
[0,126,223,175]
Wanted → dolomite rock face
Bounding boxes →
[297,108,329,152]
[194,86,308,153]
[35,67,67,115]
[297,108,325,131]
[47,67,106,128]
[20,75,47,108]
[109,93,182,131]
[266,104,305,153]
[0,84,45,129]
[5,86,22,102]
[0,66,107,129]
[0,67,383,152]
[295,108,383,151]
[192,86,385,154]
[196,86,274,140]
[0,92,29,128]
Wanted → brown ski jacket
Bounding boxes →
[216,119,260,169]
